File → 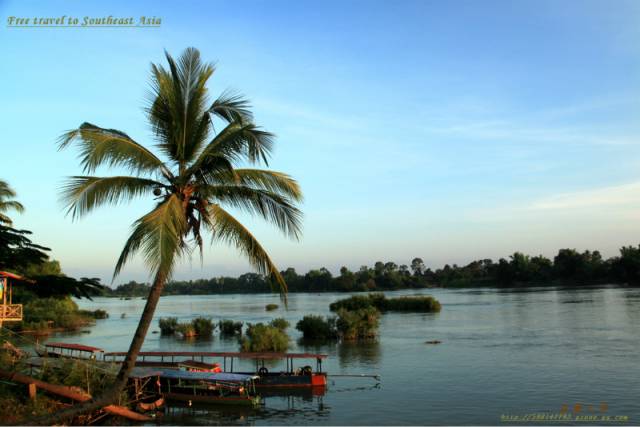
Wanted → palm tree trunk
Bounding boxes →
[26,273,167,425]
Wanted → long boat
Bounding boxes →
[104,351,328,389]
[129,367,261,407]
[36,342,104,360]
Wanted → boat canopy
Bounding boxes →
[159,369,258,383]
[45,342,104,353]
[130,367,257,383]
[104,351,327,359]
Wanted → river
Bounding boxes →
[44,286,640,425]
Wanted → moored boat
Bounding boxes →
[105,351,328,389]
[36,342,104,360]
[130,367,261,407]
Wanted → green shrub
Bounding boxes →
[158,317,178,335]
[330,293,441,313]
[269,317,290,331]
[265,303,279,311]
[175,322,196,338]
[240,323,289,352]
[336,307,380,340]
[192,317,214,337]
[218,319,243,336]
[296,315,338,340]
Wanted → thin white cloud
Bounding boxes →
[530,181,640,211]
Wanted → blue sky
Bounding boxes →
[1,0,639,284]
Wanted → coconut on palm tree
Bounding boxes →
[49,47,302,422]
[0,180,25,225]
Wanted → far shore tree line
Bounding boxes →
[105,245,640,297]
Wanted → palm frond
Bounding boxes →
[0,180,18,198]
[113,194,187,280]
[0,213,12,225]
[58,122,167,175]
[206,204,287,300]
[148,48,214,165]
[210,89,253,123]
[0,200,25,214]
[188,121,274,183]
[61,176,163,220]
[202,185,302,240]
[215,169,303,202]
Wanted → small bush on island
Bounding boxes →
[218,319,243,336]
[269,317,290,331]
[158,317,178,335]
[192,317,214,337]
[336,307,380,340]
[329,293,441,313]
[240,323,289,352]
[265,303,279,311]
[296,315,338,341]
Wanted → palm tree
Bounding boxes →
[47,47,302,422]
[0,180,25,225]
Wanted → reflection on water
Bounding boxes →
[163,394,331,426]
[67,286,640,425]
[337,341,381,367]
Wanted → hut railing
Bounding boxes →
[0,304,22,321]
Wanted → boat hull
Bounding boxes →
[163,392,260,407]
[252,372,327,388]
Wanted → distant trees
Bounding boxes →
[104,245,640,297]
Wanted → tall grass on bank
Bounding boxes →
[329,293,441,313]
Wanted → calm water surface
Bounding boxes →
[45,287,639,425]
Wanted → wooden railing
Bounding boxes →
[0,304,23,321]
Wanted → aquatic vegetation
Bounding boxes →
[269,317,290,330]
[158,317,178,335]
[175,322,197,338]
[329,293,441,313]
[218,319,243,336]
[240,323,289,352]
[191,317,214,337]
[295,315,338,341]
[160,317,213,338]
[265,303,279,311]
[336,307,380,340]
